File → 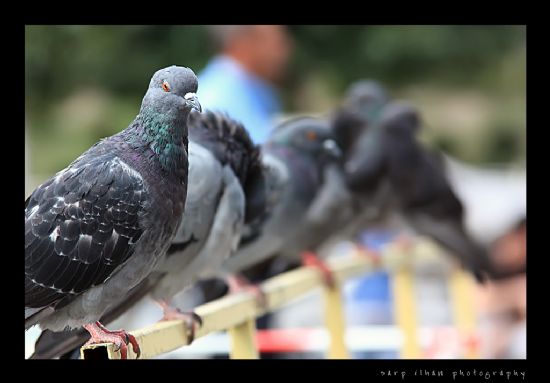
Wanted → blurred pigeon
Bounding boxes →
[331,80,390,161]
[223,84,389,288]
[229,81,389,275]
[258,82,390,275]
[221,117,342,282]
[30,111,264,358]
[344,101,493,282]
[315,80,395,247]
[25,65,201,358]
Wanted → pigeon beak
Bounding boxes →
[184,92,202,113]
[323,139,342,159]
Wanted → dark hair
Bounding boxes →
[207,25,254,50]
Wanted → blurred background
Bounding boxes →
[25,25,525,188]
[25,25,526,359]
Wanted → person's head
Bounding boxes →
[209,25,292,84]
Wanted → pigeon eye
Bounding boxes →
[306,131,317,141]
[161,81,171,92]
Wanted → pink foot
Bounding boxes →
[226,274,268,309]
[353,243,382,266]
[394,234,415,253]
[301,251,335,289]
[156,300,202,344]
[83,321,140,359]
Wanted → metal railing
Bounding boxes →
[79,239,479,359]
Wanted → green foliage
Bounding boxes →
[25,26,213,108]
[288,25,525,92]
[25,25,525,176]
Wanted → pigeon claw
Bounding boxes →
[301,251,336,289]
[158,302,203,344]
[354,243,382,266]
[227,274,268,310]
[394,234,416,253]
[83,321,141,359]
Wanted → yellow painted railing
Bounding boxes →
[79,239,479,359]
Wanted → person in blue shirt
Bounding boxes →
[198,25,293,144]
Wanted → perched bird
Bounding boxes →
[25,65,201,359]
[30,111,265,359]
[221,84,389,289]
[344,101,493,282]
[148,110,264,332]
[317,80,394,247]
[225,82,388,281]
[248,83,388,286]
[281,80,392,267]
[331,80,389,161]
[221,117,342,285]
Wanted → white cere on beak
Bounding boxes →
[184,92,202,113]
[323,139,342,158]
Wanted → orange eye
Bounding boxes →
[306,131,317,141]
[161,80,171,92]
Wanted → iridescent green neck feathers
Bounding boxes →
[133,106,188,175]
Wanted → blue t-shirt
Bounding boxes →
[352,230,395,302]
[197,55,282,144]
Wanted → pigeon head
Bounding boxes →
[331,80,389,154]
[141,66,201,117]
[125,66,201,176]
[344,80,389,108]
[270,117,342,162]
[344,80,389,117]
[378,101,421,136]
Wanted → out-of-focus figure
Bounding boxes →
[476,218,526,358]
[198,25,293,144]
[444,155,525,358]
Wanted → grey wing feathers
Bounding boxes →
[25,155,148,313]
[170,142,223,249]
[194,165,246,276]
[238,154,288,244]
[153,166,245,299]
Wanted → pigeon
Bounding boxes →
[147,110,264,329]
[29,110,265,359]
[344,101,494,282]
[334,80,391,200]
[331,80,389,161]
[221,85,388,289]
[25,65,201,359]
[255,83,389,278]
[221,117,342,282]
[275,80,392,265]
[303,79,395,252]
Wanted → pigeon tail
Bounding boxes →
[25,306,53,331]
